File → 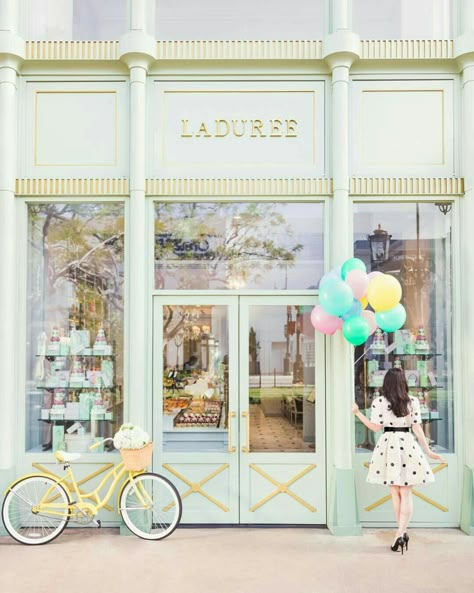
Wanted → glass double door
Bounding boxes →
[153,296,326,524]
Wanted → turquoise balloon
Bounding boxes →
[319,269,341,289]
[342,316,371,346]
[341,258,367,280]
[319,278,354,317]
[341,298,363,321]
[375,304,407,333]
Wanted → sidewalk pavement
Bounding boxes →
[1,527,473,593]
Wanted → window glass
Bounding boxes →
[155,0,324,40]
[27,0,128,40]
[26,203,125,453]
[247,305,316,452]
[154,202,324,290]
[353,0,451,40]
[353,203,454,454]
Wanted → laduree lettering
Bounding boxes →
[181,118,298,138]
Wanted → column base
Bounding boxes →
[460,465,474,536]
[327,468,362,536]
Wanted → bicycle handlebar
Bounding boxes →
[89,437,114,451]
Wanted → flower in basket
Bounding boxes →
[113,423,150,450]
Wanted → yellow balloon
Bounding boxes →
[367,274,402,312]
[360,296,368,310]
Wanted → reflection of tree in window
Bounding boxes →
[155,203,304,290]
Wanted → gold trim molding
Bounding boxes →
[146,178,332,196]
[16,178,128,196]
[25,41,120,61]
[23,39,454,62]
[360,39,453,60]
[351,177,464,196]
[156,40,323,60]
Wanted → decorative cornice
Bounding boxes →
[360,39,453,60]
[351,177,464,196]
[155,40,323,60]
[146,178,332,196]
[16,178,128,196]
[25,41,120,60]
[22,39,455,62]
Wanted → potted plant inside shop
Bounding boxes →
[113,423,153,471]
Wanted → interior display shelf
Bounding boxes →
[37,353,115,359]
[38,418,114,423]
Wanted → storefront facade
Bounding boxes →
[1,0,473,535]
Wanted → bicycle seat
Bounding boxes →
[55,450,81,463]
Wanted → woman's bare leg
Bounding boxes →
[389,485,401,544]
[397,486,413,538]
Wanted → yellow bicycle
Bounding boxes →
[1,438,182,545]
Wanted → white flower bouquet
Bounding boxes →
[113,423,153,471]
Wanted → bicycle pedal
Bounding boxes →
[95,520,102,529]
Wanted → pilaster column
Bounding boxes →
[457,53,474,535]
[323,28,361,533]
[0,53,22,471]
[120,26,155,428]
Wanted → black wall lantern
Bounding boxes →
[367,224,392,264]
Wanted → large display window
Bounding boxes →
[26,203,125,453]
[353,203,454,454]
[154,202,324,290]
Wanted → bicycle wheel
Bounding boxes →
[2,475,70,545]
[119,472,182,540]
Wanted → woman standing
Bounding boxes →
[352,367,444,554]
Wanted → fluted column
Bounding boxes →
[457,52,474,535]
[323,0,361,536]
[120,1,155,429]
[0,0,23,485]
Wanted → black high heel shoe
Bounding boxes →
[403,532,409,550]
[391,536,406,555]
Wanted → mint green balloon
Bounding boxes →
[375,304,406,333]
[341,258,367,280]
[342,316,371,346]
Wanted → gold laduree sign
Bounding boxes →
[181,118,298,138]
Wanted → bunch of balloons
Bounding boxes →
[310,258,406,346]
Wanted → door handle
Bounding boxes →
[241,410,250,453]
[228,411,236,453]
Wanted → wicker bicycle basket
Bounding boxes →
[119,442,154,471]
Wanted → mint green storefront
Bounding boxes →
[0,0,473,536]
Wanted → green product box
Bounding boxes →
[417,361,429,387]
[52,425,65,452]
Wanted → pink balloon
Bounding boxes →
[361,310,377,335]
[345,269,369,299]
[368,271,383,281]
[311,305,343,335]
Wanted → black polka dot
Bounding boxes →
[379,414,383,418]
[423,480,426,483]
[401,438,404,441]
[381,452,383,455]
[384,481,387,484]
[409,455,412,458]
[379,398,383,402]
[380,421,384,424]
[400,447,404,450]
[390,446,394,449]
[413,471,417,475]
[419,462,422,466]
[404,482,408,486]
[402,464,406,467]
[390,422,393,425]
[376,471,380,474]
[391,463,395,466]
[372,404,376,408]
[426,471,429,474]
[390,481,394,484]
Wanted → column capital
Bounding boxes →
[323,31,360,71]
[0,32,25,69]
[119,31,156,70]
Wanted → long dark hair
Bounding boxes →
[382,368,411,417]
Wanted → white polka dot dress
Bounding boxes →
[366,396,435,487]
